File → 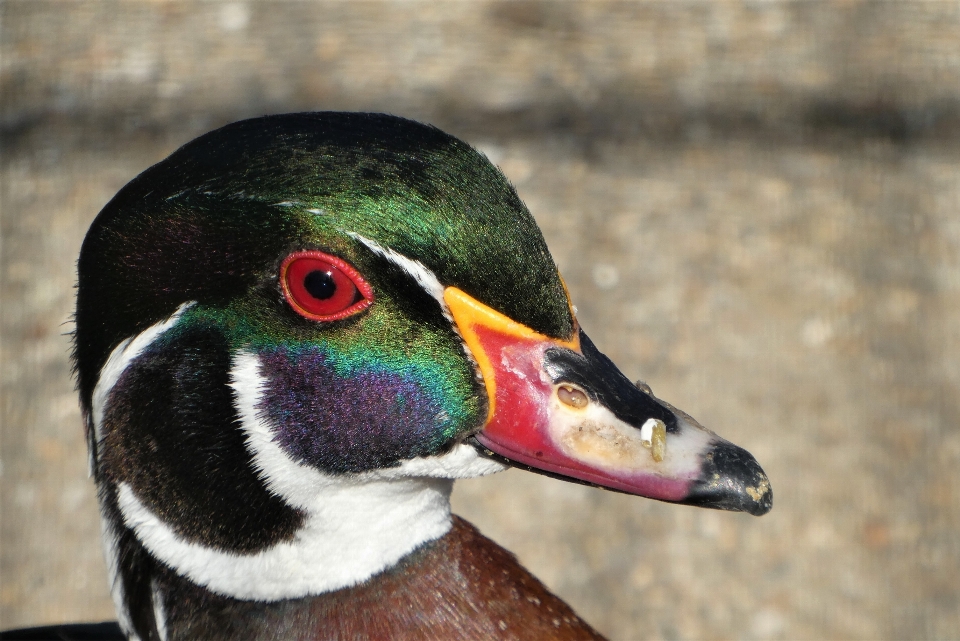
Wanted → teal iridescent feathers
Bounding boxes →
[173,300,480,468]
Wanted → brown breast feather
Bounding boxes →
[162,516,606,641]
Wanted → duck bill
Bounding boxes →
[444,287,772,516]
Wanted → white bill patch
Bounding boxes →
[112,351,504,601]
[547,392,711,479]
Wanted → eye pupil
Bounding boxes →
[303,270,336,300]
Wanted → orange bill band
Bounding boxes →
[443,286,579,422]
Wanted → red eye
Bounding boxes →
[280,251,374,321]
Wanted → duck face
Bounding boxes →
[75,114,769,573]
[77,113,573,480]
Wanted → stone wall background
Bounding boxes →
[3,2,960,639]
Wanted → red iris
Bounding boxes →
[280,251,373,321]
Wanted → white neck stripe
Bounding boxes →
[91,302,193,638]
[116,476,454,600]
[110,351,504,601]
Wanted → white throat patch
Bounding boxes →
[111,349,504,601]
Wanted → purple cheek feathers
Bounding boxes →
[256,347,448,473]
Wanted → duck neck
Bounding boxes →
[112,469,456,603]
[143,516,607,641]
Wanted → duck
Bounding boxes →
[4,112,771,641]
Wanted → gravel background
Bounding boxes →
[3,2,960,639]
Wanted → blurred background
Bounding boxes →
[3,2,960,639]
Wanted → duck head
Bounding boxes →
[75,113,770,635]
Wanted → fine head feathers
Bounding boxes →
[74,113,575,630]
[76,112,572,408]
[76,112,573,476]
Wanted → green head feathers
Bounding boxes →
[76,112,573,468]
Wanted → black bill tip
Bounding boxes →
[682,440,773,516]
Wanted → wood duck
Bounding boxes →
[5,113,771,641]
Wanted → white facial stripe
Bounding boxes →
[229,351,331,505]
[91,304,193,641]
[347,232,450,318]
[231,350,504,495]
[111,351,504,601]
[345,232,496,395]
[91,302,195,445]
[345,232,488,386]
